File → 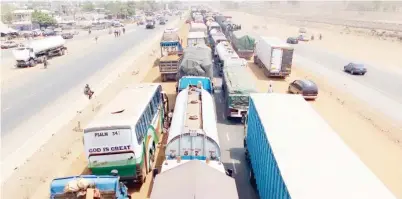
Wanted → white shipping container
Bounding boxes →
[254,37,290,73]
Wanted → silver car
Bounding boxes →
[344,62,367,75]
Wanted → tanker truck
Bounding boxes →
[12,36,67,68]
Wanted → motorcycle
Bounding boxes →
[84,88,94,99]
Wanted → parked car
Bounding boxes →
[43,29,56,36]
[298,27,307,33]
[288,79,318,100]
[286,37,299,44]
[297,34,309,41]
[344,62,367,75]
[61,32,74,39]
[1,40,18,49]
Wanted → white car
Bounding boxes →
[1,41,18,49]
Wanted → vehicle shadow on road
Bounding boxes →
[247,60,287,82]
[223,147,260,199]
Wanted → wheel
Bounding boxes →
[362,72,366,75]
[29,59,35,67]
[343,67,347,72]
[288,87,292,94]
[351,70,355,75]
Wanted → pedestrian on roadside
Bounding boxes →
[168,109,174,126]
[43,56,48,69]
[268,81,274,93]
[95,36,98,43]
[319,34,322,40]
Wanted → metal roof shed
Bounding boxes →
[151,160,239,199]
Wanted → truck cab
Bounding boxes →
[176,76,214,94]
[145,17,155,29]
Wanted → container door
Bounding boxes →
[281,48,294,74]
[270,48,282,73]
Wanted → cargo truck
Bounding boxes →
[159,31,183,82]
[145,17,156,29]
[230,31,255,60]
[50,175,131,199]
[176,45,214,94]
[215,41,239,76]
[254,37,293,78]
[12,36,67,67]
[222,58,257,122]
[244,93,397,199]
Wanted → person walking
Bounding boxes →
[95,36,98,43]
[43,56,48,69]
[267,81,274,93]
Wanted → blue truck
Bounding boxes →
[244,93,397,199]
[50,175,131,199]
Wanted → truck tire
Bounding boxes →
[253,55,258,64]
[29,59,35,67]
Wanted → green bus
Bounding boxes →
[83,83,169,183]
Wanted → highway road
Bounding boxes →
[292,43,402,124]
[213,69,259,199]
[0,28,125,63]
[0,21,171,136]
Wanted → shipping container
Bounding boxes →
[254,37,293,78]
[245,93,397,199]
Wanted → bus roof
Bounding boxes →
[249,93,396,199]
[85,83,161,130]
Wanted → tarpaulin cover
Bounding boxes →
[178,44,213,79]
[231,31,255,51]
[223,64,257,108]
[161,32,179,42]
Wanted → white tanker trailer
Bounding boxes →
[12,36,67,67]
[160,85,233,176]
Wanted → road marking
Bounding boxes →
[231,159,237,174]
[226,133,230,141]
[2,107,11,112]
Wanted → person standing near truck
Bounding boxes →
[43,57,48,69]
[267,81,274,93]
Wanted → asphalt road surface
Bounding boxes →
[292,43,402,124]
[1,20,172,136]
[213,66,260,199]
[1,28,128,64]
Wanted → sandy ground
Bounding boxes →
[0,20,187,199]
[225,11,402,197]
[226,11,402,74]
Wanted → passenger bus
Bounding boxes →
[161,84,231,175]
[83,83,169,184]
